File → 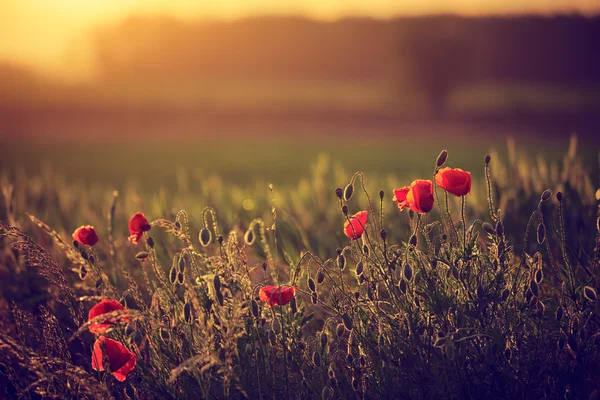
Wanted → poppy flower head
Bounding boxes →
[343,210,368,240]
[259,285,296,307]
[92,336,136,382]
[406,180,435,214]
[435,167,472,197]
[128,212,151,244]
[88,299,128,334]
[72,225,99,246]
[392,187,411,211]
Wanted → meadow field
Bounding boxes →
[1,131,599,399]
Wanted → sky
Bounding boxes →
[1,0,598,80]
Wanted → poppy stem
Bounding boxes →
[461,195,467,252]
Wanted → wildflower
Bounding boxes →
[435,168,472,197]
[259,285,296,307]
[88,299,128,334]
[392,186,411,211]
[407,180,435,214]
[128,212,151,244]
[92,336,136,382]
[343,210,368,240]
[72,225,99,246]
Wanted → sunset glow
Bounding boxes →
[1,0,599,80]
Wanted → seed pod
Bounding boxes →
[399,279,407,294]
[313,351,322,367]
[403,264,413,281]
[409,235,417,247]
[213,275,221,292]
[290,297,297,314]
[177,272,185,285]
[355,261,364,276]
[337,254,346,270]
[169,267,177,285]
[540,189,552,202]
[311,292,318,305]
[146,236,155,248]
[335,187,344,199]
[336,324,345,337]
[160,328,171,344]
[482,222,495,235]
[496,221,504,237]
[250,300,259,318]
[584,286,597,301]
[321,332,328,349]
[268,329,277,346]
[537,223,546,244]
[556,306,564,321]
[344,183,354,201]
[244,229,255,245]
[535,269,543,284]
[272,318,281,335]
[342,313,353,331]
[530,280,539,297]
[501,288,510,302]
[199,227,211,247]
[317,270,325,284]
[485,154,491,165]
[436,149,448,167]
[216,289,224,306]
[380,229,387,241]
[184,303,192,323]
[79,265,88,280]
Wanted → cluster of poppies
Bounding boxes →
[72,212,152,247]
[342,167,471,240]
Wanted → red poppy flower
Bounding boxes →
[92,336,136,382]
[259,286,296,307]
[435,167,472,197]
[343,210,368,240]
[406,180,434,214]
[88,299,128,334]
[128,212,151,244]
[392,187,411,211]
[72,225,99,246]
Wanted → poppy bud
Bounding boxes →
[268,329,277,346]
[557,335,566,350]
[178,257,186,273]
[403,264,413,281]
[556,191,563,202]
[213,275,221,292]
[245,343,253,356]
[160,328,171,343]
[445,340,455,360]
[262,262,267,272]
[184,303,192,323]
[81,250,89,260]
[485,154,491,165]
[568,333,578,352]
[379,190,384,200]
[355,261,364,276]
[311,292,318,305]
[540,189,552,203]
[335,187,344,199]
[537,223,546,244]
[496,221,504,237]
[217,235,224,245]
[313,351,322,367]
[321,332,328,349]
[351,377,359,391]
[135,251,149,260]
[342,205,348,216]
[409,235,417,246]
[272,318,281,335]
[337,254,346,270]
[535,269,543,284]
[483,222,495,235]
[298,341,306,350]
[434,337,447,347]
[414,296,421,308]
[317,270,325,284]
[177,272,185,285]
[308,277,316,292]
[363,244,370,256]
[174,221,181,230]
[336,324,345,337]
[95,279,103,289]
[556,306,564,321]
[73,240,79,249]
[342,313,353,331]
[146,236,155,248]
[79,265,88,280]
[199,228,211,247]
[579,327,587,342]
[436,149,448,167]
[251,300,259,318]
[501,288,510,302]
[584,286,597,301]
[290,297,297,314]
[169,267,177,285]
[380,229,387,241]
[344,183,354,201]
[530,280,539,297]
[477,285,485,300]
[399,279,407,294]
[244,229,256,245]
[347,353,354,364]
